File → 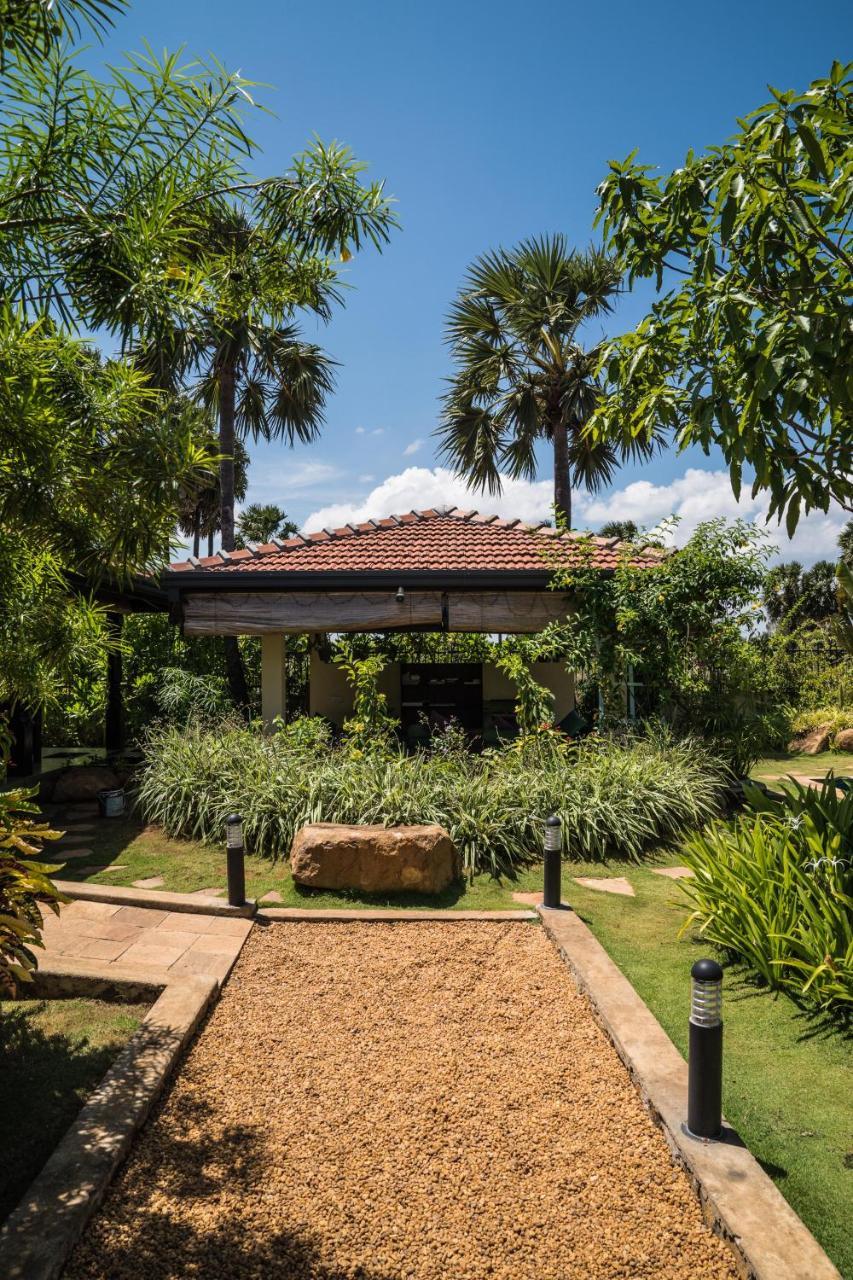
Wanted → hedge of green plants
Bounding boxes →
[136,719,727,878]
[680,779,853,1014]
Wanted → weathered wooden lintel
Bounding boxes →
[181,590,571,636]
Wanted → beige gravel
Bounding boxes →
[66,922,738,1280]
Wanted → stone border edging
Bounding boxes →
[54,878,256,917]
[538,906,840,1280]
[0,967,218,1280]
[258,907,538,922]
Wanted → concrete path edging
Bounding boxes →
[538,906,841,1280]
[0,966,218,1280]
[258,907,538,922]
[55,878,256,917]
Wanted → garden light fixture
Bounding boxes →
[225,813,246,907]
[542,813,562,909]
[687,958,723,1140]
[396,585,405,603]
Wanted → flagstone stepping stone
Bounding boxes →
[573,876,635,897]
[97,864,127,873]
[651,866,693,879]
[512,891,544,906]
[190,886,225,898]
[132,876,165,889]
[58,848,95,860]
[260,890,284,903]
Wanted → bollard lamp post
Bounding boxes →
[225,813,246,907]
[687,958,723,1140]
[542,813,562,909]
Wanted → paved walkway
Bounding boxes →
[66,922,738,1280]
[39,900,252,985]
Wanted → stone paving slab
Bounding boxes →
[39,899,254,986]
[258,907,539,922]
[54,879,254,918]
[574,875,636,897]
[652,865,694,879]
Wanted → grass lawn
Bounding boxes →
[750,750,853,785]
[562,867,852,1279]
[0,996,148,1221]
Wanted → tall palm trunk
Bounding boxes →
[218,361,237,553]
[218,359,250,716]
[192,507,201,559]
[552,418,572,528]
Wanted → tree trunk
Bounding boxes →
[218,361,237,553]
[552,421,572,528]
[207,529,214,557]
[217,360,250,716]
[192,507,201,559]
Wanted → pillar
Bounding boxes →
[104,612,124,756]
[261,633,287,730]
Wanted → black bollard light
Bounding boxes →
[225,813,246,907]
[687,958,723,1140]
[542,813,562,909]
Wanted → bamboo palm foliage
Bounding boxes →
[437,236,660,526]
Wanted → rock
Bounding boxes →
[788,726,830,755]
[833,727,853,752]
[290,823,459,895]
[52,766,121,803]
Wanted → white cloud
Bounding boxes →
[304,466,553,531]
[303,464,847,565]
[402,438,424,457]
[355,426,384,437]
[358,473,376,483]
[354,426,366,435]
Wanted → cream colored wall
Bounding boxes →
[482,660,575,722]
[309,653,401,727]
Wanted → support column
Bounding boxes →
[261,633,287,731]
[104,612,124,756]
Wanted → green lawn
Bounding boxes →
[0,996,148,1221]
[562,867,852,1279]
[750,750,853,785]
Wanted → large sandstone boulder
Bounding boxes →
[290,823,459,895]
[834,727,853,752]
[52,765,121,803]
[788,726,830,756]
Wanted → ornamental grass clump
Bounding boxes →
[137,719,726,878]
[680,778,853,1014]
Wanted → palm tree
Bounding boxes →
[235,503,298,548]
[599,519,638,541]
[178,436,249,558]
[437,236,661,527]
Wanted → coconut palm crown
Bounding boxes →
[437,235,661,527]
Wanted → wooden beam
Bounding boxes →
[182,590,570,636]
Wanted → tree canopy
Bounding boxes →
[592,62,852,533]
[436,236,659,526]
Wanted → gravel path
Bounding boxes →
[66,922,738,1280]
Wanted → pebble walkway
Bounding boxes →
[66,922,738,1280]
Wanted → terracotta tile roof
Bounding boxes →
[168,508,666,576]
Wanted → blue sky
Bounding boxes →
[95,0,850,561]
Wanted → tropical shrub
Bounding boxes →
[137,719,726,878]
[334,644,398,751]
[680,779,853,1014]
[0,788,67,992]
[549,519,786,772]
[791,707,853,745]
